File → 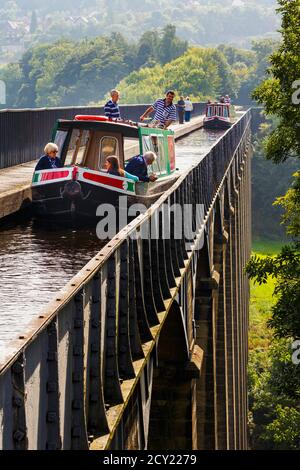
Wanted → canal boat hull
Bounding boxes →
[32,168,179,221]
[203,116,232,130]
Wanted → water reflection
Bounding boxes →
[0,214,103,359]
[176,128,224,170]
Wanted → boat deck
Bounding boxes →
[0,116,204,220]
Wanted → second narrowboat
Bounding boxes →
[203,102,233,129]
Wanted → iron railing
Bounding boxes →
[0,103,206,169]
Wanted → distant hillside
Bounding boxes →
[0,0,279,64]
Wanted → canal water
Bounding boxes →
[0,128,223,363]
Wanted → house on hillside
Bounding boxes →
[69,16,90,26]
[0,20,29,43]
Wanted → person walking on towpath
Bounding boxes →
[184,97,193,122]
[140,90,177,129]
[177,96,185,124]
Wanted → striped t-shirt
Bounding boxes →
[104,99,121,119]
[152,99,177,125]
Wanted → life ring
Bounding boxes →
[74,115,109,122]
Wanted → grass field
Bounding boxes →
[252,239,284,256]
[249,239,284,351]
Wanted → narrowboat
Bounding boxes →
[31,116,178,220]
[203,102,233,129]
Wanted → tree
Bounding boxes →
[157,24,188,65]
[117,46,240,104]
[253,0,300,163]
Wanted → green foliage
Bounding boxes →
[251,116,298,240]
[275,172,300,237]
[0,25,188,108]
[238,39,279,104]
[248,262,300,450]
[253,0,300,163]
[264,406,300,450]
[117,46,239,104]
[249,333,300,450]
[0,62,23,108]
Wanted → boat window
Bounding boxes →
[99,136,119,169]
[141,134,168,176]
[65,129,90,166]
[223,106,229,118]
[207,106,213,117]
[54,130,68,159]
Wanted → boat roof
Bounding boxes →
[56,119,140,138]
[206,102,229,107]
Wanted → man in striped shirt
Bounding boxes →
[104,89,121,119]
[140,90,177,129]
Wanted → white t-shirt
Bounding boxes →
[185,100,193,111]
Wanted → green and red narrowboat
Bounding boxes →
[32,116,178,220]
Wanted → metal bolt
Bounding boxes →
[47,412,57,423]
[12,397,23,408]
[13,430,25,442]
[74,319,84,329]
[92,319,100,329]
